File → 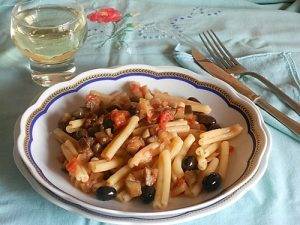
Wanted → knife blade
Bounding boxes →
[191,48,300,135]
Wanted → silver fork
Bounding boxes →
[199,30,300,116]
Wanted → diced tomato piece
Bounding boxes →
[229,146,235,154]
[66,158,78,174]
[158,110,175,129]
[111,109,130,129]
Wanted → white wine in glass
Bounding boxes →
[11,1,87,87]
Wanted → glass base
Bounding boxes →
[30,59,76,87]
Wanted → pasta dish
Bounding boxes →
[53,81,243,209]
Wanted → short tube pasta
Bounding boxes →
[204,157,219,176]
[153,153,164,209]
[166,119,188,127]
[199,124,243,146]
[61,140,78,161]
[53,128,78,149]
[66,119,85,133]
[172,134,195,178]
[166,125,190,133]
[101,116,139,160]
[197,156,208,171]
[75,165,89,182]
[113,178,126,191]
[89,158,123,173]
[206,152,220,162]
[129,142,160,168]
[169,136,184,160]
[160,150,172,208]
[154,150,171,209]
[218,141,230,179]
[203,142,220,158]
[106,165,131,186]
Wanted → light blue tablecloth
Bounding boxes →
[0,1,299,225]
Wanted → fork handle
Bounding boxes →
[239,72,300,115]
[255,98,300,135]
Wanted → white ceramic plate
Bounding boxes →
[17,65,269,218]
[13,117,271,224]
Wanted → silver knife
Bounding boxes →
[192,48,300,136]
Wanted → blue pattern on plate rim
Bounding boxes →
[22,70,261,214]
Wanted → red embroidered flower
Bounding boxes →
[87,7,122,23]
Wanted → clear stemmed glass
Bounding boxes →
[11,0,87,87]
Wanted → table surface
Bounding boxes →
[1,0,300,225]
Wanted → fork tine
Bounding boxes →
[198,33,226,69]
[207,30,235,67]
[210,30,239,65]
[202,32,231,68]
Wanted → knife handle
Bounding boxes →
[255,98,300,135]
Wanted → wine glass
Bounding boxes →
[11,0,87,87]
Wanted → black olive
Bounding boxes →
[188,97,201,103]
[181,156,198,171]
[196,114,217,130]
[96,186,117,201]
[103,119,114,129]
[72,107,89,119]
[202,172,222,192]
[208,123,221,131]
[140,186,156,204]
